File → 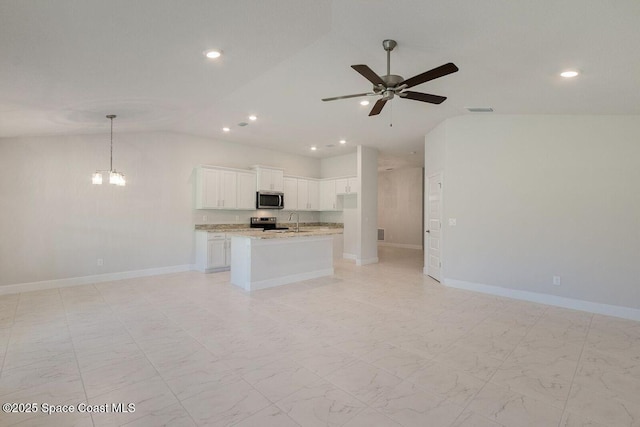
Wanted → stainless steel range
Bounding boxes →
[250,217,288,231]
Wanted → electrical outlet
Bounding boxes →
[448,218,457,226]
[202,215,208,222]
[97,258,103,266]
[553,275,561,286]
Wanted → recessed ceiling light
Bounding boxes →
[560,70,579,78]
[310,146,317,151]
[360,100,370,106]
[339,139,346,144]
[204,49,222,59]
[222,127,230,132]
[248,115,257,121]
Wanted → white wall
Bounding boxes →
[356,145,378,265]
[0,131,320,288]
[320,152,357,178]
[426,115,640,312]
[378,168,423,249]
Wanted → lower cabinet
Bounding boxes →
[195,231,231,273]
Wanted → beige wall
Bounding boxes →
[0,131,320,287]
[378,168,423,248]
[425,115,640,310]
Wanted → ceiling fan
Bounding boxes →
[322,39,459,116]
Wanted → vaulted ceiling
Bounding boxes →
[2,0,639,169]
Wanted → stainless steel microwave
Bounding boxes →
[256,191,284,209]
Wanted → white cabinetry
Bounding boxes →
[236,171,257,210]
[196,168,237,209]
[320,179,338,211]
[195,231,231,273]
[297,178,319,211]
[254,167,284,192]
[335,177,358,195]
[283,177,298,210]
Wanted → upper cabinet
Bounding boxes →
[196,168,236,209]
[253,166,284,192]
[283,177,298,210]
[195,167,255,210]
[196,164,356,212]
[296,178,319,211]
[319,179,338,211]
[236,171,257,210]
[335,177,358,195]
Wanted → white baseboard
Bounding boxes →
[444,278,640,322]
[0,264,194,296]
[343,253,356,260]
[378,243,423,250]
[356,257,379,266]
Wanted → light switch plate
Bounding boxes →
[448,218,457,226]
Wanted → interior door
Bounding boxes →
[425,172,442,281]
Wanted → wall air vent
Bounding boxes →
[466,107,494,112]
[378,229,385,241]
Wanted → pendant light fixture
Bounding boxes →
[92,114,126,186]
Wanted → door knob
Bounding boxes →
[425,230,430,233]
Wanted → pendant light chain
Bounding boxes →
[109,115,114,172]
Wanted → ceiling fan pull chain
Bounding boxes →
[390,101,393,127]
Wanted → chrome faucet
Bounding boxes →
[288,211,300,232]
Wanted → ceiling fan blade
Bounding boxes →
[369,99,387,116]
[322,92,375,102]
[400,62,459,89]
[351,65,386,87]
[399,91,447,104]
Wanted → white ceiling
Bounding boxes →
[2,0,639,169]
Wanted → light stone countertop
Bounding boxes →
[194,223,343,239]
[225,227,343,240]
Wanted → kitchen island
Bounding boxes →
[228,228,342,291]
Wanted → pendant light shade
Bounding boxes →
[92,114,126,186]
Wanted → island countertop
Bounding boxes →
[225,227,343,240]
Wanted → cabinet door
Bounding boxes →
[297,179,309,210]
[271,169,284,192]
[202,169,221,208]
[207,239,226,268]
[335,178,349,195]
[347,177,359,194]
[307,180,319,210]
[320,180,337,210]
[257,169,271,191]
[220,170,237,209]
[257,168,284,191]
[236,172,256,209]
[284,177,298,210]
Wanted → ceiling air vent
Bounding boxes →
[466,107,494,113]
[237,122,248,127]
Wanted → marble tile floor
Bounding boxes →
[1,246,639,426]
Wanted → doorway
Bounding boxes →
[424,172,442,281]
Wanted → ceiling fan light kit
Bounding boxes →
[322,39,458,116]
